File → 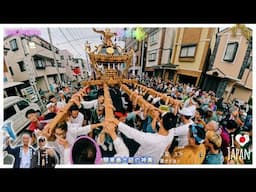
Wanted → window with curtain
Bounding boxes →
[223,42,238,62]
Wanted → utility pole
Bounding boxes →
[139,40,145,79]
[21,37,44,111]
[132,49,136,77]
[47,28,62,87]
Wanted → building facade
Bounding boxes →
[170,28,217,86]
[60,49,76,82]
[125,37,143,77]
[4,35,66,93]
[4,47,13,83]
[203,27,252,103]
[144,28,176,80]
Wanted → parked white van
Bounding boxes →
[4,96,41,134]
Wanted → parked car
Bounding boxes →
[4,96,41,135]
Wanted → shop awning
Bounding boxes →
[153,64,179,70]
[160,63,179,69]
[145,67,155,72]
[206,68,226,78]
[206,68,240,82]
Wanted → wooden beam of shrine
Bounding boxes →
[134,83,180,106]
[103,84,114,119]
[81,79,138,87]
[81,80,104,87]
[41,79,138,139]
[120,84,161,119]
[122,79,138,84]
[42,100,75,140]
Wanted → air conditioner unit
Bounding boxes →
[21,86,38,103]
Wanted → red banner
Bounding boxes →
[73,67,81,75]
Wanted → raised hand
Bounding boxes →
[57,137,70,149]
[152,110,161,120]
[104,118,120,126]
[46,148,55,157]
[103,122,117,140]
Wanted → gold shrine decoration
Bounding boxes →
[134,83,180,106]
[81,80,104,87]
[85,28,135,80]
[92,28,116,47]
[122,49,134,78]
[103,84,115,120]
[89,54,129,62]
[120,84,161,119]
[231,24,251,41]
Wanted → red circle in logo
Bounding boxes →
[239,136,246,143]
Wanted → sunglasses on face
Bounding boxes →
[39,138,46,143]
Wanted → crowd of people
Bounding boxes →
[4,76,252,167]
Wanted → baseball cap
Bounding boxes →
[147,95,154,102]
[179,107,194,117]
[46,102,55,109]
[37,136,47,143]
[152,97,161,104]
[206,130,222,148]
[25,109,36,118]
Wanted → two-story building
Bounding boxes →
[144,28,176,79]
[125,37,143,77]
[3,43,29,98]
[202,26,252,103]
[4,35,66,93]
[170,28,217,86]
[60,49,76,82]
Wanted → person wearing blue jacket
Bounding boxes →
[4,132,35,168]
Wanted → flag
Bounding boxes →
[2,121,16,140]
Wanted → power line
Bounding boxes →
[66,28,84,57]
[67,28,87,58]
[59,28,83,58]
[72,28,91,57]
[55,37,99,46]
